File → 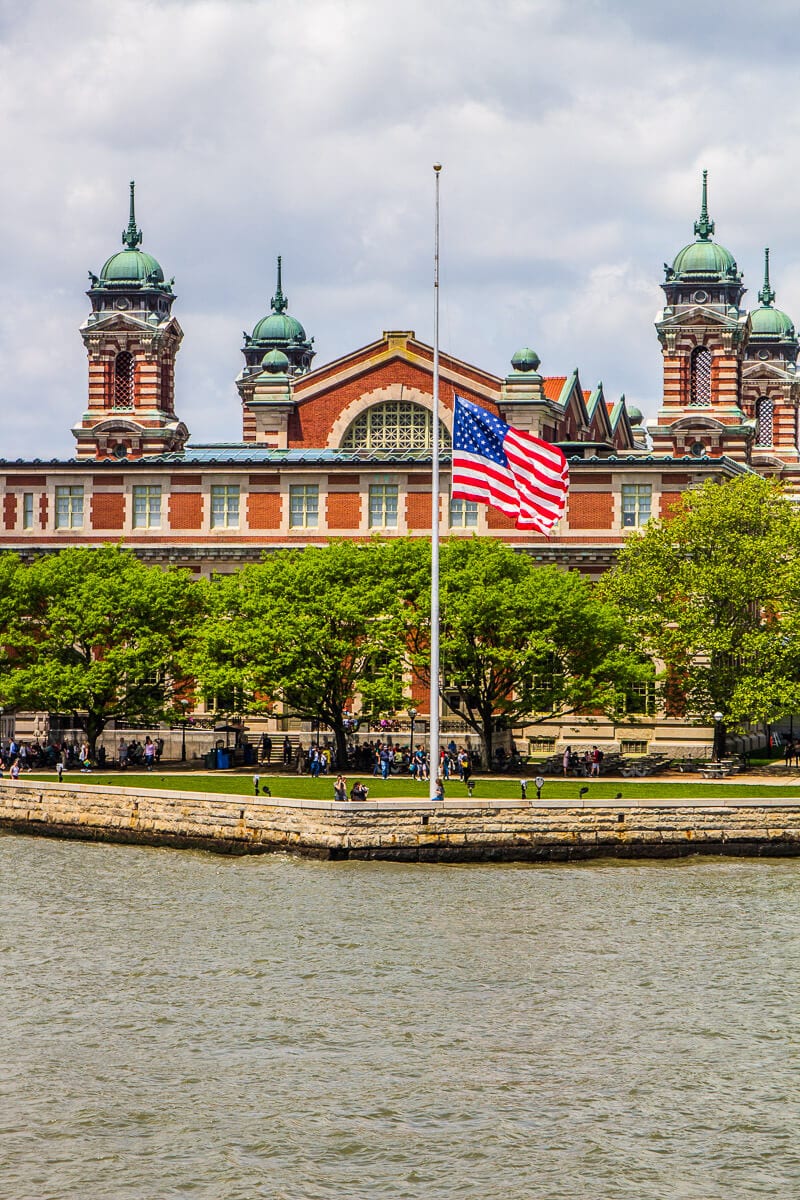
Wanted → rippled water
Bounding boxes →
[1,837,799,1199]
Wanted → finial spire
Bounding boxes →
[271,255,288,314]
[122,180,143,250]
[694,169,715,241]
[758,247,775,307]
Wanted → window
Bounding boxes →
[289,484,319,528]
[621,739,649,756]
[619,681,656,716]
[22,493,34,529]
[690,346,712,406]
[133,485,162,529]
[450,497,478,528]
[529,736,556,755]
[621,483,652,528]
[210,485,240,529]
[55,485,84,529]
[114,351,134,409]
[341,401,451,450]
[756,396,774,447]
[369,483,399,528]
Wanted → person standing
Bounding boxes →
[591,745,602,777]
[263,733,273,763]
[144,736,156,771]
[283,735,292,766]
[334,774,347,802]
[562,745,572,777]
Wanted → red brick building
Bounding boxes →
[1,177,794,755]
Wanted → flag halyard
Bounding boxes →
[451,396,569,535]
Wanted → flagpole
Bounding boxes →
[429,163,442,801]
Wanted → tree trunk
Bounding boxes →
[480,720,493,773]
[332,719,348,771]
[85,712,106,760]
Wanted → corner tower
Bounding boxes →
[650,171,751,460]
[74,182,189,459]
[742,249,800,469]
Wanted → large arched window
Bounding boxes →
[756,396,774,447]
[690,346,712,406]
[114,351,135,409]
[340,401,451,451]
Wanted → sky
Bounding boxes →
[2,0,800,458]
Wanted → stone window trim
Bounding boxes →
[132,483,163,530]
[341,399,452,453]
[54,484,85,531]
[288,482,320,529]
[620,482,653,529]
[755,396,774,448]
[326,384,454,450]
[209,482,241,531]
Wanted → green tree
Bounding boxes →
[193,541,409,767]
[598,474,800,753]
[0,545,203,755]
[405,538,644,767]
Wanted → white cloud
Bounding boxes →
[1,0,799,455]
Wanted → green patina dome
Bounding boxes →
[261,349,290,373]
[751,304,795,338]
[252,310,307,343]
[667,171,740,283]
[625,404,644,425]
[749,250,796,342]
[510,347,541,373]
[671,238,738,278]
[99,247,165,284]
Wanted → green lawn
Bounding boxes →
[22,771,800,802]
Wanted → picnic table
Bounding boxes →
[698,760,735,779]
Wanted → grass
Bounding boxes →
[21,771,800,802]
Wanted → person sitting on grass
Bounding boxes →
[350,780,369,802]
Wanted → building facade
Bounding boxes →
[1,176,796,755]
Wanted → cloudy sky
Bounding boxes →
[2,0,800,458]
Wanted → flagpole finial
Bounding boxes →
[433,162,442,172]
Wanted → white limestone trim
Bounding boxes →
[326,385,454,450]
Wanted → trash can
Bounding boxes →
[216,749,230,770]
[204,749,216,769]
[243,745,255,766]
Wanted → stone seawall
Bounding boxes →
[3,780,800,861]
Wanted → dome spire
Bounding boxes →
[122,180,143,251]
[271,255,288,315]
[694,169,715,242]
[758,247,775,307]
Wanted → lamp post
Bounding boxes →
[408,707,417,753]
[713,710,724,763]
[180,699,189,762]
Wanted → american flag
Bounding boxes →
[451,396,569,535]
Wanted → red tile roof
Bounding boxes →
[543,376,567,400]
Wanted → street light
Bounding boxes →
[408,706,417,753]
[180,699,189,762]
[713,710,724,763]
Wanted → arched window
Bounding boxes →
[341,401,451,451]
[756,396,774,447]
[114,351,135,409]
[690,346,712,406]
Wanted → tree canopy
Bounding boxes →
[193,540,410,765]
[598,473,800,746]
[0,545,202,752]
[404,538,646,765]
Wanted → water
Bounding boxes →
[1,837,799,1199]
